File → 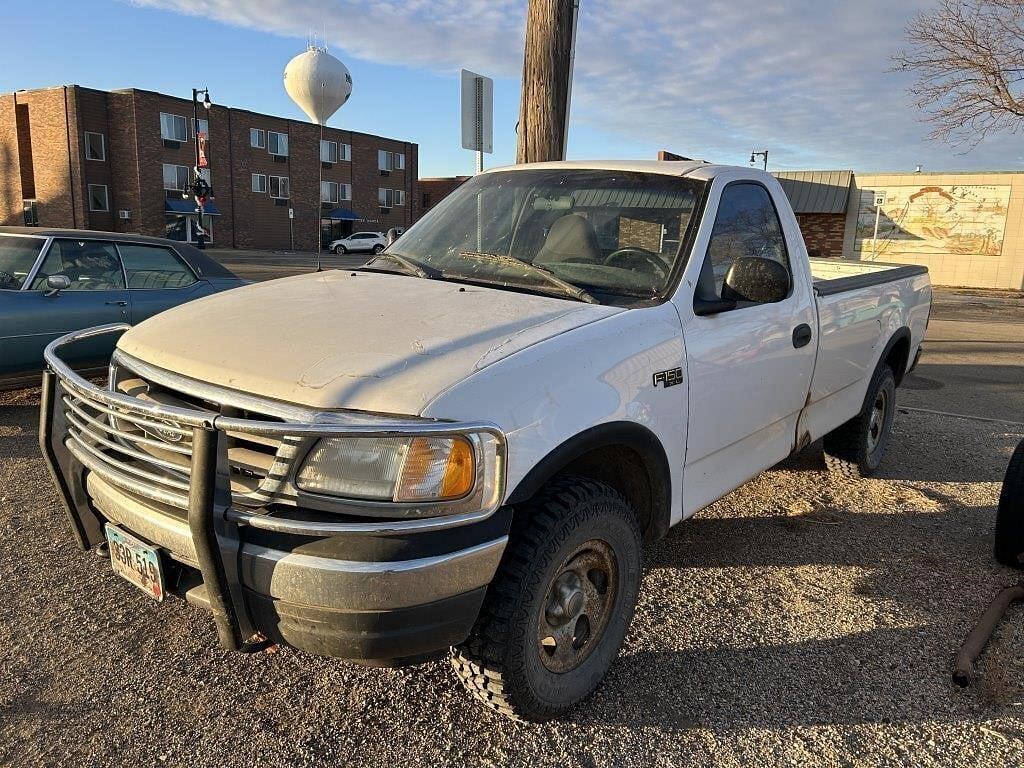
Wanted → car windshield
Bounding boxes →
[0,235,45,290]
[379,169,704,304]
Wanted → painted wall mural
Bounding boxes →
[854,184,1011,259]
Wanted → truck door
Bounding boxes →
[677,179,816,515]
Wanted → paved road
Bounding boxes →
[904,318,1024,423]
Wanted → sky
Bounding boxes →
[3,0,1022,177]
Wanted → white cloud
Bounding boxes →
[131,0,1023,171]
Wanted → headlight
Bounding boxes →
[296,435,477,502]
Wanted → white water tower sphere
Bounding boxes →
[283,46,352,125]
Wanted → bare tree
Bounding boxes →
[892,0,1024,146]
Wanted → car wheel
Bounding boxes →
[451,476,642,722]
[823,363,896,480]
[995,439,1024,569]
[372,244,384,254]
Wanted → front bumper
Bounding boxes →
[40,324,510,664]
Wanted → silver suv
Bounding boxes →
[328,231,386,254]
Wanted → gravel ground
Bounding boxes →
[2,385,1023,767]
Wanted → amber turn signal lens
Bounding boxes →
[440,436,474,498]
[394,436,475,501]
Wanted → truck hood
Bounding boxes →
[117,269,622,414]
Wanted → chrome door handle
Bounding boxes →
[105,300,128,306]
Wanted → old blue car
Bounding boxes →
[0,228,247,388]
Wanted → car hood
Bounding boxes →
[117,270,622,414]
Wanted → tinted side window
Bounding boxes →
[0,236,45,290]
[32,240,125,291]
[118,245,198,289]
[704,183,789,297]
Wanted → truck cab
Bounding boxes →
[40,161,930,722]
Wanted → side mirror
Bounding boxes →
[45,274,71,297]
[722,257,790,304]
[386,228,401,247]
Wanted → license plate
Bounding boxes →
[105,523,164,602]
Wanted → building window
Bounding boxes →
[163,163,190,191]
[251,173,267,193]
[378,188,394,208]
[160,112,188,142]
[84,131,105,161]
[394,189,406,206]
[268,131,288,156]
[378,150,405,171]
[340,143,351,161]
[340,182,352,200]
[321,181,339,204]
[269,175,290,199]
[88,184,109,212]
[191,118,209,138]
[320,140,339,164]
[23,200,38,226]
[250,128,265,148]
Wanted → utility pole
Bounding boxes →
[516,0,577,164]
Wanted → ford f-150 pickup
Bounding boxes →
[39,160,931,721]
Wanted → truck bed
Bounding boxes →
[809,258,929,296]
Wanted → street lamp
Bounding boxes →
[749,150,768,171]
[191,87,212,248]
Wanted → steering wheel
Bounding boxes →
[603,246,667,280]
[0,271,17,290]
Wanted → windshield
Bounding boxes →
[0,235,45,290]
[382,169,704,304]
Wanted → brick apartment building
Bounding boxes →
[0,85,418,250]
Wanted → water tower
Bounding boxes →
[283,45,353,267]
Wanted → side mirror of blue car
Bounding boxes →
[45,274,71,297]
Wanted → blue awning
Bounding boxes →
[165,199,221,215]
[324,207,362,221]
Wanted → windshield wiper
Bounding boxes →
[453,251,598,304]
[359,250,440,279]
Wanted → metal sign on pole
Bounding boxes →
[872,191,886,259]
[461,69,493,174]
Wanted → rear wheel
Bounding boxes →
[333,245,347,254]
[372,244,384,254]
[451,477,642,722]
[995,439,1024,569]
[823,364,896,479]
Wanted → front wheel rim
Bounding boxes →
[867,388,888,453]
[536,539,618,674]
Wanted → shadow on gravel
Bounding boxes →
[0,405,42,459]
[586,625,963,730]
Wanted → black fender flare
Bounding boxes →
[876,326,912,386]
[506,421,672,542]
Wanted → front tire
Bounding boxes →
[994,440,1024,569]
[823,364,896,479]
[333,245,347,254]
[451,477,642,722]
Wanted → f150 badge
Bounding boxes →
[653,367,683,388]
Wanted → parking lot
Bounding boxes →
[1,274,1023,767]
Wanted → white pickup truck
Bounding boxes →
[41,161,931,721]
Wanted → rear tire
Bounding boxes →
[823,364,896,479]
[995,440,1024,569]
[372,244,384,254]
[451,477,642,722]
[334,245,346,254]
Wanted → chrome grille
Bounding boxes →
[62,364,307,511]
